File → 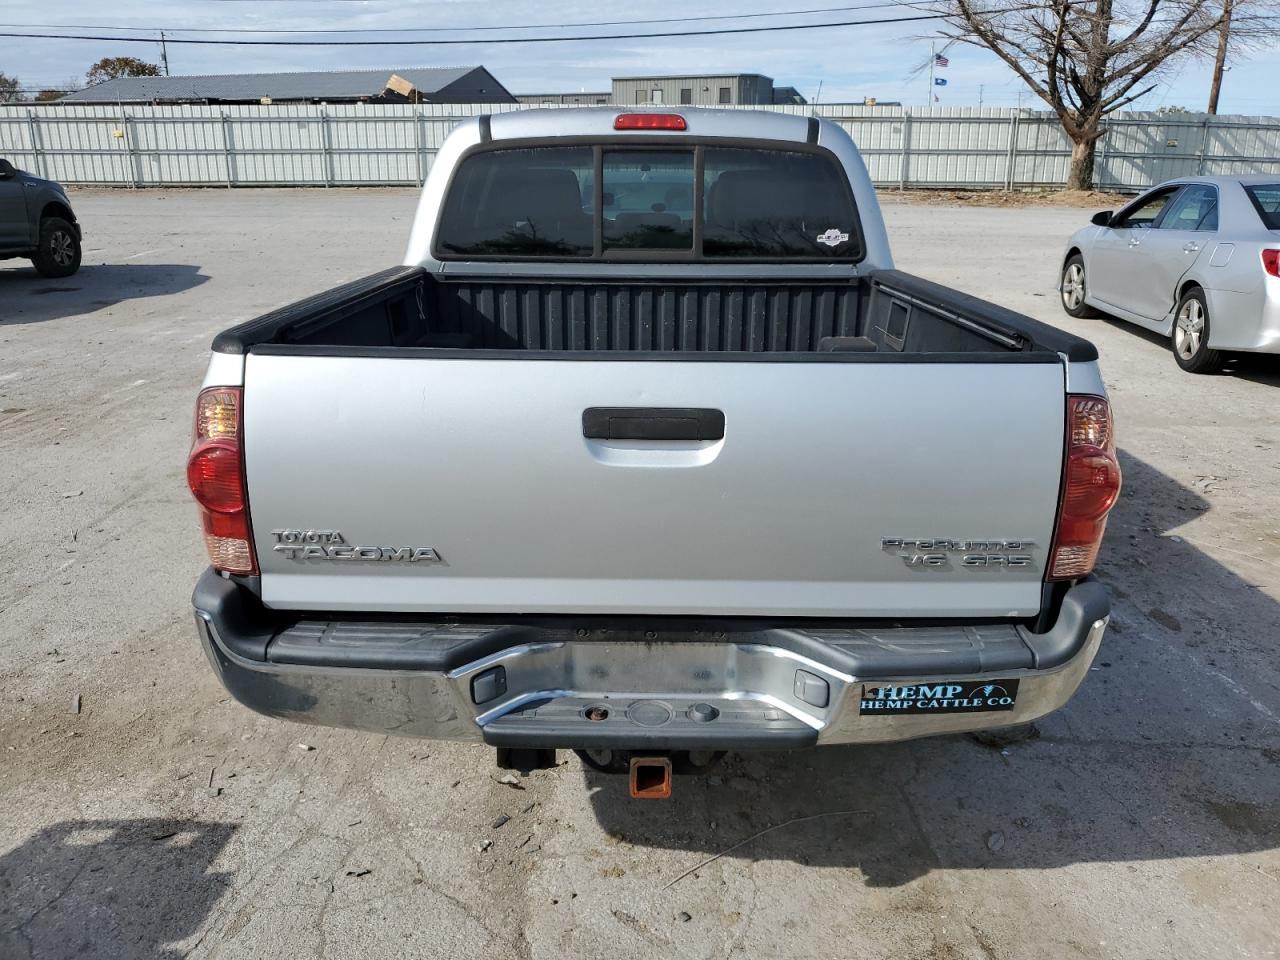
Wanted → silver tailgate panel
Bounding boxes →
[245,356,1064,617]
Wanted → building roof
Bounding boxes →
[63,66,508,103]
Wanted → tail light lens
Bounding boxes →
[1263,249,1280,278]
[187,387,257,574]
[1048,395,1121,580]
[614,113,687,130]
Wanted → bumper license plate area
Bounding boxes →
[859,679,1020,715]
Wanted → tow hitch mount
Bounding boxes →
[629,756,673,799]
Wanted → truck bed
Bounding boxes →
[207,265,1092,618]
[212,265,1096,361]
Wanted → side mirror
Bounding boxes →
[0,159,15,180]
[1090,210,1112,227]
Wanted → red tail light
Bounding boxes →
[614,113,687,130]
[1263,249,1280,278]
[1048,395,1121,581]
[187,387,257,575]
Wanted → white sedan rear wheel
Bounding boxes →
[1059,255,1099,319]
[1171,288,1224,374]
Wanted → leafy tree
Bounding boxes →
[85,57,160,86]
[35,89,66,102]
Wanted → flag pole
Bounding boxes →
[928,41,935,107]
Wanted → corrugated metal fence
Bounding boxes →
[2,101,1277,191]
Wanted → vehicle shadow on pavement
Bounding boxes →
[1094,313,1280,385]
[0,818,236,959]
[0,264,208,325]
[1225,353,1280,387]
[583,450,1280,888]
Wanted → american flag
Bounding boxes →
[934,53,950,67]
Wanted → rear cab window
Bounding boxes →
[435,140,862,262]
[434,146,594,257]
[603,150,694,251]
[1244,184,1280,229]
[703,148,857,257]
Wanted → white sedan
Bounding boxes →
[1060,176,1280,373]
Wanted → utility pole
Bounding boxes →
[1207,0,1232,114]
[159,31,170,76]
[979,84,985,109]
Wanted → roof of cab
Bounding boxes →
[487,107,817,144]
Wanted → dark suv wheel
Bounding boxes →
[31,216,81,278]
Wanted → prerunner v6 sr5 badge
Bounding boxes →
[860,680,1020,715]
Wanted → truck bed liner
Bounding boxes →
[428,278,862,352]
[212,266,1097,360]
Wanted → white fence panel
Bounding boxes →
[2,103,1278,190]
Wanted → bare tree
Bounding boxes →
[923,0,1258,189]
[0,72,20,103]
[1206,0,1232,113]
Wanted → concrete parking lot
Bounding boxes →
[1,188,1277,960]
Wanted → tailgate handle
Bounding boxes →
[582,407,725,441]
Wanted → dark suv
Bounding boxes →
[0,158,82,277]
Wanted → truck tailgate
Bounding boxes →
[243,355,1065,617]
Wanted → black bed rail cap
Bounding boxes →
[211,265,426,354]
[867,269,1099,362]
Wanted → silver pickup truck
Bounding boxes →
[189,109,1120,792]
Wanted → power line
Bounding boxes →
[0,14,942,46]
[0,2,926,36]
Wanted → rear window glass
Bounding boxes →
[1244,184,1280,229]
[434,142,860,261]
[603,150,694,251]
[703,147,858,257]
[435,146,594,257]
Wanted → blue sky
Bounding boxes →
[1,0,1276,114]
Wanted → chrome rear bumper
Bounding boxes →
[194,571,1108,749]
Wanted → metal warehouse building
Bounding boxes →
[517,75,809,107]
[60,66,516,105]
[611,74,807,106]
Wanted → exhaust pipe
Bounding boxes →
[629,756,673,799]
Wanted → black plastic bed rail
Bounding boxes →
[866,270,1098,362]
[212,265,426,354]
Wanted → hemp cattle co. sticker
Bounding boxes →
[859,680,1020,715]
[816,228,850,247]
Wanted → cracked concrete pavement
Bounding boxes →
[1,188,1277,960]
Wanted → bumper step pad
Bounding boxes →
[482,696,815,750]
